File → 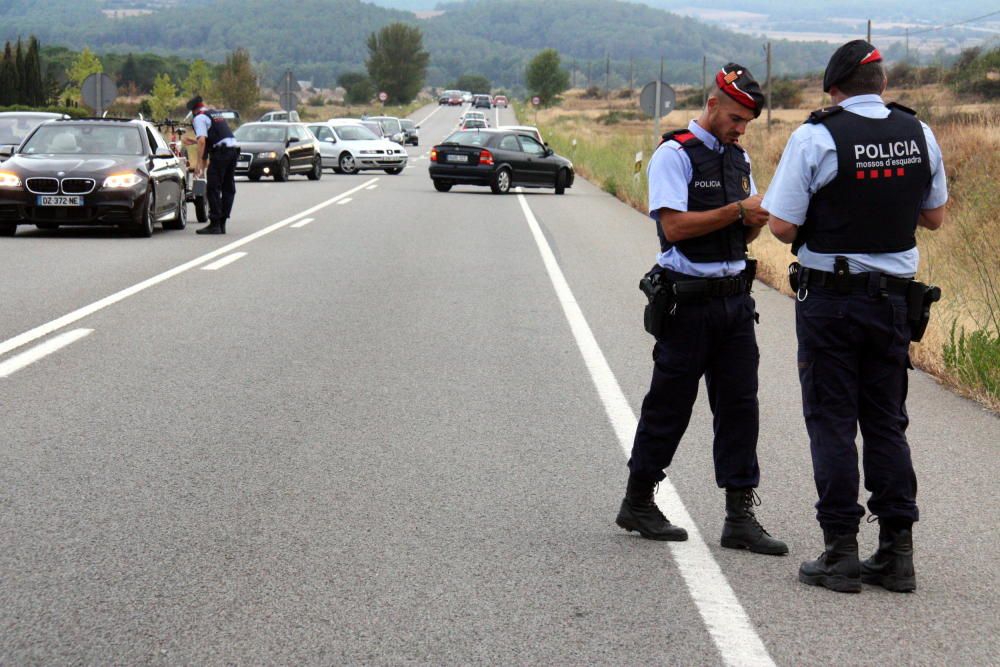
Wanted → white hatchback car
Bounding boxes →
[307,119,408,175]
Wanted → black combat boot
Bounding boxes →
[196,221,224,235]
[616,475,688,541]
[720,488,788,555]
[798,530,862,593]
[861,520,916,592]
[219,218,227,234]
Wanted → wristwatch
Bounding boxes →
[737,201,746,224]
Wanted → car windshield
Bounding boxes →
[0,114,58,145]
[334,125,378,141]
[361,122,383,136]
[400,120,414,130]
[444,130,490,147]
[463,120,486,129]
[377,118,401,134]
[21,125,143,155]
[234,125,286,143]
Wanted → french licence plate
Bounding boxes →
[446,154,468,163]
[37,195,82,206]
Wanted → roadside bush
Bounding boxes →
[768,78,803,108]
[307,94,325,106]
[581,85,601,99]
[944,322,1000,402]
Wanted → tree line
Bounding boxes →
[0,38,46,107]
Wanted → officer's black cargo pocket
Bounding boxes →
[889,302,912,362]
[797,351,818,418]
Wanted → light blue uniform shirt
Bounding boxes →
[647,119,756,278]
[762,94,948,277]
[193,111,238,148]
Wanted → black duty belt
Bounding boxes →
[793,264,911,296]
[672,274,750,299]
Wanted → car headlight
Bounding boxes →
[360,150,376,155]
[258,151,278,159]
[0,171,22,188]
[102,173,143,189]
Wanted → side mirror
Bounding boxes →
[0,145,14,159]
[154,146,174,158]
[543,148,554,157]
[287,136,299,145]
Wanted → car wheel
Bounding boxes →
[384,167,403,175]
[131,189,155,237]
[307,158,322,180]
[163,194,187,230]
[274,157,290,182]
[248,174,261,182]
[555,168,568,195]
[0,222,18,236]
[338,153,358,175]
[433,180,452,192]
[490,167,511,194]
[194,195,208,222]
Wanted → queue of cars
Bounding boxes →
[0,100,571,237]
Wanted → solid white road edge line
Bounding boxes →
[515,190,776,667]
[291,217,315,228]
[0,328,93,378]
[365,185,378,190]
[337,198,352,205]
[0,177,379,359]
[201,252,248,271]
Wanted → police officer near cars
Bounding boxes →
[764,41,948,593]
[617,64,787,557]
[185,96,238,234]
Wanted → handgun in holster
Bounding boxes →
[639,266,675,338]
[906,281,941,343]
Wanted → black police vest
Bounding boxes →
[656,130,749,263]
[795,104,932,255]
[201,110,235,158]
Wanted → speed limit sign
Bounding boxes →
[531,96,541,106]
[378,91,388,102]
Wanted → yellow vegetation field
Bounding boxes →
[532,89,1000,410]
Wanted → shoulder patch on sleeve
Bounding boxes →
[659,129,702,150]
[806,105,844,124]
[886,101,917,116]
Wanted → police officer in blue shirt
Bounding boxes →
[186,96,239,234]
[617,64,787,557]
[764,41,947,593]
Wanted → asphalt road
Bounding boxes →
[1,102,997,665]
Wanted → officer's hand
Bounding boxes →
[181,136,196,146]
[741,195,769,228]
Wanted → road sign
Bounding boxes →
[639,81,676,119]
[378,91,388,102]
[81,73,117,115]
[279,92,299,112]
[531,96,541,106]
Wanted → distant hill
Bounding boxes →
[0,0,835,89]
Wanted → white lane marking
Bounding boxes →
[0,178,379,359]
[414,105,443,126]
[201,252,248,271]
[495,106,500,127]
[337,198,352,205]
[365,185,378,190]
[291,217,315,228]
[515,191,776,667]
[0,328,93,378]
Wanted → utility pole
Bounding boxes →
[765,42,772,130]
[587,61,592,88]
[905,28,909,60]
[571,62,576,89]
[701,55,707,107]
[629,57,633,99]
[605,53,610,106]
[654,57,663,145]
[867,19,872,43]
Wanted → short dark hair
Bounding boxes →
[835,61,886,96]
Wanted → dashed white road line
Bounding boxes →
[337,198,352,205]
[414,104,443,126]
[291,217,315,228]
[515,189,776,667]
[0,328,93,378]
[0,177,379,360]
[201,252,248,271]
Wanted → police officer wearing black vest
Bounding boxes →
[617,64,787,557]
[765,41,948,593]
[185,96,239,234]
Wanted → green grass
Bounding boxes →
[944,320,1000,401]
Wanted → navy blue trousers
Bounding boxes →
[207,146,238,224]
[629,291,761,489]
[796,285,918,534]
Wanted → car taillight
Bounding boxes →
[479,150,494,166]
[430,149,437,162]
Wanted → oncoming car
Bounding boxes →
[429,129,574,195]
[233,122,322,181]
[0,111,70,159]
[307,119,408,175]
[0,118,188,237]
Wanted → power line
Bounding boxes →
[906,9,1000,36]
